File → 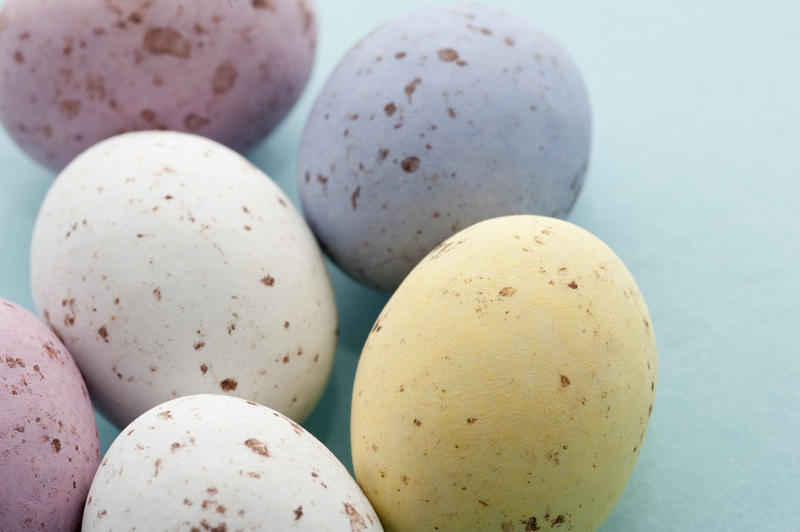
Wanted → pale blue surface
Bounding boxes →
[1,1,798,530]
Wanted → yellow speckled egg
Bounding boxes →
[351,215,657,532]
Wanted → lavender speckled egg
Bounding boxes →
[0,0,316,171]
[0,298,100,532]
[30,131,337,429]
[83,394,382,531]
[299,4,591,291]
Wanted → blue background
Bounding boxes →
[1,1,798,530]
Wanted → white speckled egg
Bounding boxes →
[83,394,382,531]
[30,131,337,428]
[0,0,316,171]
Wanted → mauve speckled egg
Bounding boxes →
[299,4,591,291]
[1,298,100,532]
[30,131,337,428]
[0,0,316,171]
[83,394,382,531]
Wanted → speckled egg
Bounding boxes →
[0,298,100,531]
[83,394,381,531]
[0,0,316,171]
[299,4,591,291]
[351,216,657,531]
[30,131,337,428]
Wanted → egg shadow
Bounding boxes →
[302,260,390,473]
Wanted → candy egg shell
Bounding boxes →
[0,0,316,171]
[83,394,382,531]
[351,215,657,531]
[30,131,337,428]
[299,4,591,291]
[0,298,100,532]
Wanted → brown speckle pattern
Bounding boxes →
[244,438,269,457]
[437,48,459,62]
[220,378,238,391]
[401,156,420,173]
[143,28,191,58]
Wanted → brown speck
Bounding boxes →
[560,375,570,387]
[152,288,162,301]
[98,326,109,343]
[171,442,181,451]
[317,174,328,184]
[143,27,190,58]
[153,458,162,476]
[14,426,25,433]
[499,287,516,297]
[504,36,515,46]
[438,48,459,62]
[212,62,237,94]
[395,51,406,59]
[384,102,397,117]
[282,355,290,364]
[13,50,24,64]
[157,410,172,420]
[261,275,275,287]
[568,281,578,289]
[244,438,269,457]
[413,418,421,427]
[551,515,565,527]
[284,321,290,329]
[522,516,541,531]
[652,381,655,391]
[351,186,361,210]
[165,194,173,200]
[220,378,237,391]
[294,506,303,520]
[404,77,422,103]
[467,417,478,424]
[184,113,209,130]
[128,12,142,24]
[343,503,367,531]
[59,100,81,119]
[51,439,61,453]
[468,24,492,35]
[401,156,420,173]
[251,0,275,9]
[447,107,456,119]
[138,108,158,123]
[378,148,389,162]
[194,341,205,350]
[200,364,208,374]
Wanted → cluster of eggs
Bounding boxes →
[1,2,656,531]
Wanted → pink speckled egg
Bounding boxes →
[0,0,316,171]
[0,298,100,531]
